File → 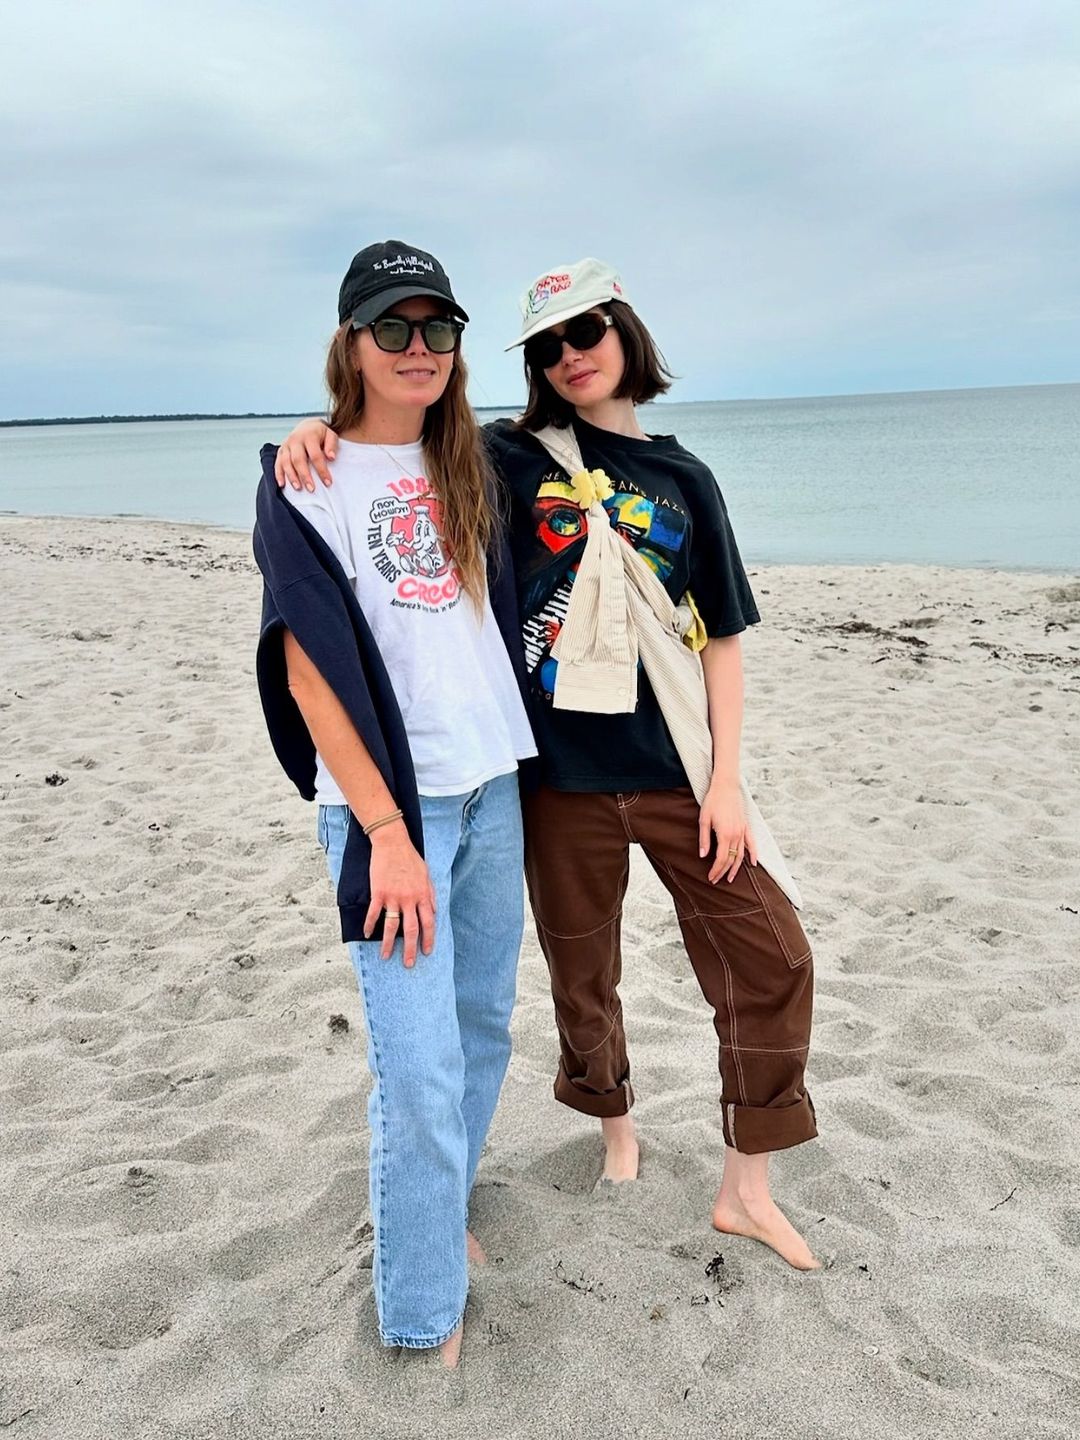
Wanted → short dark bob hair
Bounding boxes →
[517,299,674,432]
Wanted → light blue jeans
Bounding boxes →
[317,771,524,1348]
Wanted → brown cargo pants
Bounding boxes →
[522,785,817,1155]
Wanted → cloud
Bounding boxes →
[1,0,1077,416]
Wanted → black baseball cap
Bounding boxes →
[337,240,469,328]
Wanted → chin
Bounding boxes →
[397,382,445,405]
[565,386,608,408]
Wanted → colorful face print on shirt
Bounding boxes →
[533,478,587,554]
[604,491,688,583]
[367,474,460,611]
[532,481,690,576]
[525,481,691,699]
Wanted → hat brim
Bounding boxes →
[504,293,615,351]
[349,285,469,328]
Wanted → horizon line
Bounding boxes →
[2,377,1077,428]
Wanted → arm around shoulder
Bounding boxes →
[275,418,340,491]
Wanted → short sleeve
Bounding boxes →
[683,465,760,637]
[282,485,356,582]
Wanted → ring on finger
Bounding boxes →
[384,909,401,919]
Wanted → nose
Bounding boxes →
[404,322,431,356]
[558,336,583,363]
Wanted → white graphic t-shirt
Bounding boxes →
[283,438,536,800]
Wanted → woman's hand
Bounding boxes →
[698,776,757,884]
[275,420,339,491]
[364,824,437,968]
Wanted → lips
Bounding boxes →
[566,369,596,387]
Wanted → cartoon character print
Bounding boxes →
[525,480,690,698]
[368,477,459,610]
[389,501,448,578]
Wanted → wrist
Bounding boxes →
[708,769,740,791]
[367,816,408,847]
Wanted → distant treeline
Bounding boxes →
[0,412,318,428]
[1,406,516,428]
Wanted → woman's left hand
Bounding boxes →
[698,777,757,884]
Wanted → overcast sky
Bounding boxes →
[2,0,1077,418]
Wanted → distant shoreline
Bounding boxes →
[2,380,1076,428]
[0,407,515,429]
[4,383,1077,426]
[0,412,323,429]
[0,412,309,429]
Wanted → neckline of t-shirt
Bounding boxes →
[336,437,424,457]
[571,415,678,452]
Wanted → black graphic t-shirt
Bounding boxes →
[484,415,760,792]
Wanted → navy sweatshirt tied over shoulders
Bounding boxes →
[252,444,529,944]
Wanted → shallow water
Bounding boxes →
[1,383,1076,568]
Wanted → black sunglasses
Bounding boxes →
[524,311,613,370]
[366,315,464,354]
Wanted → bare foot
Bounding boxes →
[712,1190,821,1270]
[466,1229,487,1264]
[439,1323,463,1369]
[600,1113,639,1182]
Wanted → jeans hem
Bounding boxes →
[379,1307,466,1350]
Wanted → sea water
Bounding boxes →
[0,384,1076,569]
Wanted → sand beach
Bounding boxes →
[1,515,1078,1439]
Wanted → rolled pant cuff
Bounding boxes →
[722,1094,817,1154]
[553,1069,634,1118]
[380,1305,466,1350]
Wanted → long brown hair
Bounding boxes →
[324,324,495,609]
[517,299,674,432]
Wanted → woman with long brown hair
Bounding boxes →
[253,241,536,1366]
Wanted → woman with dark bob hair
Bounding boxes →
[276,257,820,1271]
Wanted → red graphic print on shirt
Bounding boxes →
[366,474,460,611]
